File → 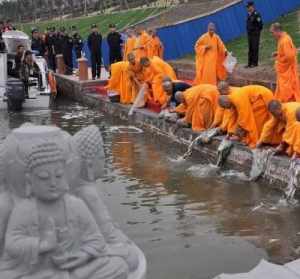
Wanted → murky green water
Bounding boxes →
[2,100,300,279]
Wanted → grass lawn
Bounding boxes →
[18,7,164,38]
[185,10,300,66]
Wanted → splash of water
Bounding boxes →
[182,128,220,159]
[285,158,300,201]
[128,85,146,116]
[216,138,234,167]
[249,148,274,181]
[187,163,219,178]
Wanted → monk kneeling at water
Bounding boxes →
[218,85,274,148]
[211,81,240,135]
[106,53,144,104]
[173,84,219,132]
[140,56,177,107]
[257,100,300,152]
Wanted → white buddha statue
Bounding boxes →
[70,125,139,271]
[0,141,129,279]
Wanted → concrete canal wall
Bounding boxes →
[55,73,291,190]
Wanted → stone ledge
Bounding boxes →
[55,73,291,191]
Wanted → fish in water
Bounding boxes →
[216,138,234,167]
[249,148,275,181]
[182,128,220,159]
[285,158,300,201]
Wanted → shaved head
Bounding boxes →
[140,57,150,67]
[270,23,283,39]
[208,22,216,35]
[162,76,173,94]
[218,95,232,109]
[217,81,230,95]
[127,52,136,64]
[268,100,284,120]
[175,91,184,104]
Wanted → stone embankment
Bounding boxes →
[55,72,290,191]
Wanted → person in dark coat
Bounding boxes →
[13,44,24,77]
[107,23,122,65]
[62,28,74,75]
[72,26,83,59]
[45,27,57,71]
[54,27,66,56]
[87,24,102,80]
[31,28,46,57]
[246,1,263,68]
[0,21,5,52]
[19,50,37,98]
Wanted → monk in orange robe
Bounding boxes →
[257,101,300,149]
[127,52,145,102]
[106,61,131,104]
[270,23,300,102]
[140,56,177,106]
[194,22,227,86]
[147,29,164,59]
[287,109,300,157]
[107,53,145,104]
[134,28,150,61]
[123,29,136,60]
[174,84,219,131]
[218,85,274,148]
[212,81,240,134]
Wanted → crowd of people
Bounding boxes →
[107,2,300,160]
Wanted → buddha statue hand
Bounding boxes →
[55,251,92,270]
[39,217,57,253]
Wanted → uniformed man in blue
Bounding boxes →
[246,1,263,68]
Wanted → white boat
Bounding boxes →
[0,30,50,111]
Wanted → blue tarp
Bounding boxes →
[75,0,300,67]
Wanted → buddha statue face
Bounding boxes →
[29,161,67,202]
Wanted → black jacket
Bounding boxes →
[247,10,263,34]
[31,37,45,56]
[107,31,122,52]
[88,32,102,54]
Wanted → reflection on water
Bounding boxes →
[2,100,300,279]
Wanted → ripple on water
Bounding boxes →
[187,163,219,178]
[108,125,144,134]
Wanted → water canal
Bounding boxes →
[2,99,300,279]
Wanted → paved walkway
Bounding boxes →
[214,259,300,279]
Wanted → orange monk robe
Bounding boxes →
[284,122,300,156]
[213,87,240,134]
[194,32,227,86]
[270,103,300,155]
[259,102,300,147]
[227,85,274,148]
[134,31,151,61]
[143,56,177,106]
[148,36,164,59]
[275,32,300,102]
[175,84,219,131]
[127,62,144,102]
[106,61,133,104]
[123,36,136,60]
